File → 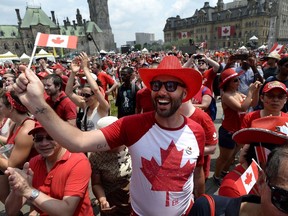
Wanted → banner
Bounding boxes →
[269,43,286,54]
[35,33,78,49]
[218,26,235,37]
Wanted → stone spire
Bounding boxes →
[217,0,224,12]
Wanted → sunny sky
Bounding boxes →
[0,0,219,47]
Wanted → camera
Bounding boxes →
[231,54,248,61]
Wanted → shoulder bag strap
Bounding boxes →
[201,194,215,216]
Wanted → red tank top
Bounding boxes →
[7,118,38,162]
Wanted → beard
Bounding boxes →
[153,92,184,118]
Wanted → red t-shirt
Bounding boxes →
[189,108,218,178]
[97,71,115,101]
[242,110,288,129]
[30,151,93,216]
[101,112,205,216]
[46,91,77,121]
[136,87,154,113]
[202,68,217,92]
[192,85,213,105]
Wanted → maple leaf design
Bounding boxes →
[140,141,196,192]
[244,172,253,185]
[223,28,229,34]
[51,37,64,45]
[276,123,288,135]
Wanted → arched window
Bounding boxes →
[0,31,4,36]
[15,43,19,49]
[4,43,8,50]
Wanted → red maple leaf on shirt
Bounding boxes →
[52,37,64,45]
[244,172,253,185]
[140,141,196,192]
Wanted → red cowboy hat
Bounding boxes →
[138,56,202,102]
[233,116,288,145]
[219,68,239,88]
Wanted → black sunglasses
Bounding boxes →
[150,81,186,92]
[33,135,53,142]
[267,179,288,214]
[233,78,239,83]
[81,93,94,98]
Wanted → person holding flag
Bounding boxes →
[191,145,288,216]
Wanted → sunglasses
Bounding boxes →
[267,179,288,214]
[33,135,53,142]
[282,64,288,68]
[264,93,287,100]
[233,78,239,83]
[81,93,94,98]
[150,81,186,92]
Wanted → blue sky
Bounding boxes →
[0,0,219,47]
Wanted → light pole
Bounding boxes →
[87,33,100,53]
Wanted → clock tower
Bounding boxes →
[87,0,115,50]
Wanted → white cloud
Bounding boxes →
[0,0,222,47]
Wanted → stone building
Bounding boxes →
[87,0,116,51]
[163,0,288,50]
[0,5,108,57]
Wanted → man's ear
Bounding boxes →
[260,95,264,103]
[182,89,187,100]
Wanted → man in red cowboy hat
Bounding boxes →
[13,55,205,216]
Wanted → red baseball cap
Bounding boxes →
[262,81,287,95]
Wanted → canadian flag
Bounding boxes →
[181,32,187,39]
[269,42,286,54]
[35,33,78,49]
[218,26,235,37]
[254,146,270,164]
[234,160,259,195]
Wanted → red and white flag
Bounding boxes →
[35,33,78,49]
[221,26,231,37]
[254,146,270,164]
[234,160,259,195]
[269,43,286,54]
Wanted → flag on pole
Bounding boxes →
[234,160,259,195]
[269,43,285,54]
[254,146,270,164]
[35,33,78,49]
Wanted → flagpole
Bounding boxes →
[28,32,41,69]
[252,158,262,171]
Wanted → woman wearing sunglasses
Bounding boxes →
[0,90,37,205]
[66,52,110,131]
[213,68,261,186]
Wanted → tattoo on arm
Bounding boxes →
[34,107,47,115]
[96,143,107,151]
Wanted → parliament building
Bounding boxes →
[0,1,116,57]
[163,0,288,50]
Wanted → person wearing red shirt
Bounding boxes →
[5,121,93,216]
[136,87,154,113]
[43,74,77,126]
[92,62,118,102]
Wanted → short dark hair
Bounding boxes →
[44,74,63,90]
[120,67,133,74]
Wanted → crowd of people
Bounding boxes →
[0,47,287,216]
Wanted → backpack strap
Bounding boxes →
[201,194,215,216]
[53,96,68,110]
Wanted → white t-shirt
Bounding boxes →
[101,112,205,216]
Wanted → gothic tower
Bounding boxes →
[217,0,224,12]
[87,0,116,51]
